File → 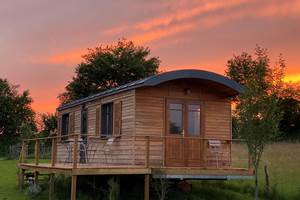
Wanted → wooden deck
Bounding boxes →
[17,134,253,200]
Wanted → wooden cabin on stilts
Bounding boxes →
[18,69,253,200]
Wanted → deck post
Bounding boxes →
[20,141,26,163]
[34,139,40,165]
[51,137,57,167]
[18,169,25,191]
[34,171,39,185]
[73,135,79,169]
[71,175,77,200]
[144,174,150,200]
[145,136,150,168]
[49,173,55,200]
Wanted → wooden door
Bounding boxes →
[165,100,203,167]
[165,101,185,167]
[185,103,202,167]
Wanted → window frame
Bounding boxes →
[101,102,114,138]
[61,113,70,140]
[187,103,201,137]
[81,107,88,136]
[166,99,203,137]
[167,99,185,135]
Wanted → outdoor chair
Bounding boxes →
[208,140,224,168]
[104,138,115,165]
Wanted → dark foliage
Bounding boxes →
[59,39,160,104]
[39,113,57,138]
[0,78,35,155]
[278,98,300,140]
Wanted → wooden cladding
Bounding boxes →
[57,116,62,136]
[114,101,122,135]
[69,112,75,134]
[95,107,100,135]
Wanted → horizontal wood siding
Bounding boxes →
[55,137,163,167]
[56,90,135,163]
[135,96,164,136]
[204,101,231,140]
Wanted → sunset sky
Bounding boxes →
[1,0,300,114]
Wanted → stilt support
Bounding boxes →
[144,174,150,200]
[71,175,77,200]
[34,171,39,185]
[18,169,25,191]
[49,174,55,200]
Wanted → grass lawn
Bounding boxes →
[0,159,30,200]
[0,142,299,199]
[261,142,300,196]
[0,159,48,200]
[224,142,300,199]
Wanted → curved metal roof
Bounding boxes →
[58,69,243,111]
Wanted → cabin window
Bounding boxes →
[61,113,69,139]
[168,103,183,134]
[187,104,201,136]
[101,102,113,137]
[81,107,88,135]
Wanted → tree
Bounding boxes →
[226,46,282,199]
[278,97,300,140]
[59,39,160,104]
[38,113,57,138]
[0,78,35,155]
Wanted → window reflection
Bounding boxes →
[188,104,200,136]
[169,103,183,134]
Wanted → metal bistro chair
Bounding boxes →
[65,138,88,164]
[86,141,98,164]
[65,141,73,164]
[103,137,115,165]
[79,140,88,164]
[208,140,223,168]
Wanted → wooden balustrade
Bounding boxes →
[18,134,251,172]
[34,139,40,165]
[51,137,57,167]
[73,135,79,169]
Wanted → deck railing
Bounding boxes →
[19,134,252,171]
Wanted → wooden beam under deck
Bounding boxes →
[19,163,151,175]
[19,163,252,177]
[152,167,253,176]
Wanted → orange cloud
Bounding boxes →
[130,22,196,44]
[31,48,87,65]
[47,49,86,65]
[135,0,248,31]
[102,0,250,37]
[32,0,300,66]
[259,0,300,17]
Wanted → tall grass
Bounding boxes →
[0,142,299,200]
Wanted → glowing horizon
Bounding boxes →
[1,0,300,113]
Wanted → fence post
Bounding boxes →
[20,141,26,163]
[145,136,150,168]
[73,135,78,169]
[35,139,40,165]
[51,137,57,167]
